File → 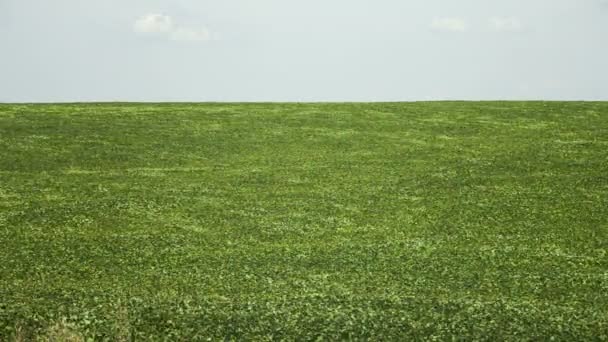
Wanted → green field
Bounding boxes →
[1,102,607,340]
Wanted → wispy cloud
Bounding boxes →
[489,17,524,32]
[134,13,214,42]
[430,17,467,32]
[134,14,173,34]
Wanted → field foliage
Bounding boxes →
[0,102,607,340]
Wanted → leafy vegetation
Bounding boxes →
[1,102,607,340]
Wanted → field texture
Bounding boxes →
[1,102,607,340]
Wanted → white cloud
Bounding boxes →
[134,13,213,42]
[430,17,467,32]
[134,14,173,34]
[489,17,524,32]
[170,27,211,42]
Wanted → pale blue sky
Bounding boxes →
[1,0,607,102]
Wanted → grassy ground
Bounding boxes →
[0,102,607,340]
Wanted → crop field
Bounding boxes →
[0,102,607,340]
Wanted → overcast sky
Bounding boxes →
[1,0,607,102]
